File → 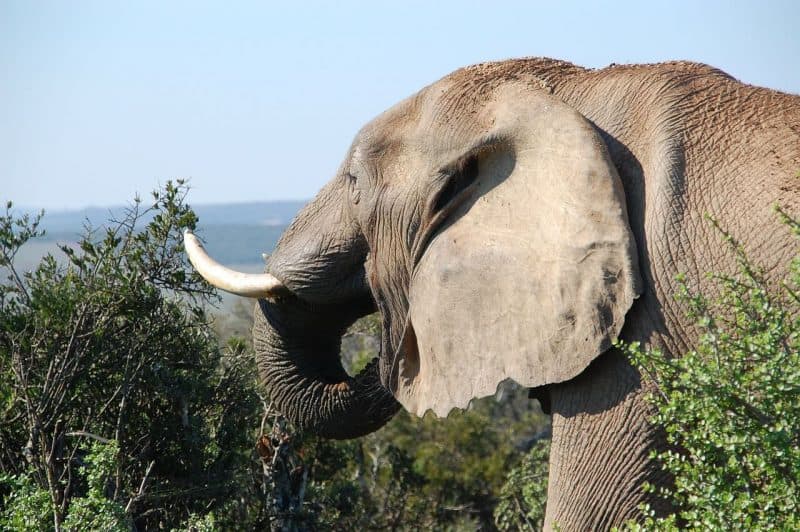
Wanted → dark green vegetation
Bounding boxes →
[0,184,261,530]
[2,183,797,530]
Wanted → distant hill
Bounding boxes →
[11,201,307,275]
[20,200,307,235]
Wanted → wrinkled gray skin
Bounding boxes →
[248,59,800,529]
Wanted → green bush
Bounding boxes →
[1,442,134,531]
[0,470,54,531]
[622,210,800,530]
[60,441,131,532]
[494,438,550,531]
[0,183,264,530]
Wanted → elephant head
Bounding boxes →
[185,65,641,435]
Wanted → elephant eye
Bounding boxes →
[346,172,361,205]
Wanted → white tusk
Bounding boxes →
[183,230,288,298]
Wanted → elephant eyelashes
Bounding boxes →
[432,154,480,215]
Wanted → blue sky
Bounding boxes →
[2,1,798,210]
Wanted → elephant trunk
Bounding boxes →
[253,298,400,439]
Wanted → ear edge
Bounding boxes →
[400,271,640,419]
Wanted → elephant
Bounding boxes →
[184,58,800,529]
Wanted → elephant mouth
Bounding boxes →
[258,294,371,373]
[253,285,399,439]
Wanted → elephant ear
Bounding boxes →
[394,85,642,417]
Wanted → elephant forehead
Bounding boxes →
[351,81,517,172]
[355,92,427,152]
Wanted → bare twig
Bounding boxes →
[259,394,272,436]
[0,248,31,304]
[65,430,114,444]
[125,460,156,513]
[296,467,308,507]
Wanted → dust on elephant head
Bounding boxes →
[185,58,800,528]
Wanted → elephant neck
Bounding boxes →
[544,348,671,530]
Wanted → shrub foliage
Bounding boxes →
[622,210,800,530]
[0,184,262,530]
[494,438,550,531]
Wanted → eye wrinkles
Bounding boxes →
[351,147,483,274]
[345,169,361,205]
